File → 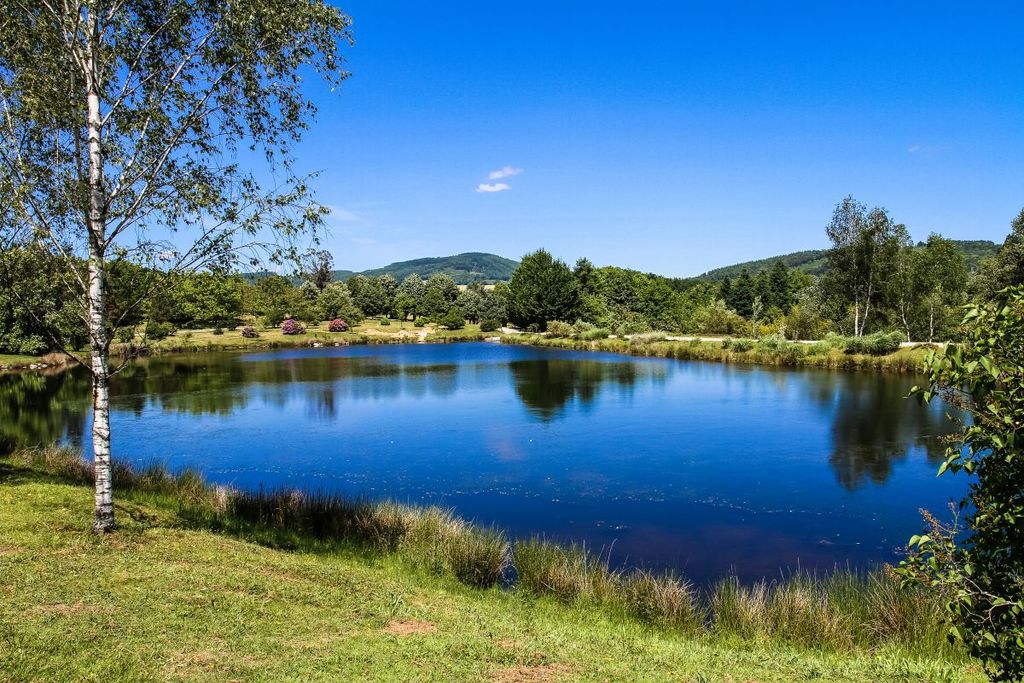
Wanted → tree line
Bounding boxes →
[3,197,1022,357]
[502,198,1024,342]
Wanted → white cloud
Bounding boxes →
[488,166,524,180]
[476,182,511,193]
[328,206,359,222]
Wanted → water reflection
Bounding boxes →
[0,348,957,493]
[0,369,88,451]
[509,358,662,420]
[808,373,957,490]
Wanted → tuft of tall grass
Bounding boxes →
[514,538,620,603]
[711,570,952,654]
[619,569,704,633]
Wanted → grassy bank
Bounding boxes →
[0,323,489,371]
[0,446,977,682]
[504,334,934,373]
[121,321,488,356]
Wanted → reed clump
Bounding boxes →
[514,538,621,603]
[710,570,951,653]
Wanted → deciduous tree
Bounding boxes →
[0,0,351,531]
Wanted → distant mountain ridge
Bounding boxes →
[243,252,518,285]
[337,252,519,284]
[696,240,1000,281]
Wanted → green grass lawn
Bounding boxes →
[0,461,980,682]
[0,353,40,367]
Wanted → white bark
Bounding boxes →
[85,12,115,533]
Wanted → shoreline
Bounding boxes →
[501,334,936,374]
[1,445,965,675]
[1,326,935,374]
[1,452,975,682]
[0,324,488,372]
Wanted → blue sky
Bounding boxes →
[292,1,1024,277]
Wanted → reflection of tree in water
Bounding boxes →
[811,373,962,490]
[0,368,89,451]
[0,354,474,443]
[509,359,663,421]
[306,362,459,420]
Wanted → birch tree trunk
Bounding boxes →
[87,247,115,532]
[929,300,936,343]
[85,18,115,533]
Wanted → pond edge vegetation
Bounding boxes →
[504,331,937,374]
[6,445,963,663]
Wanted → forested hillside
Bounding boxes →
[698,240,999,281]
[349,252,518,283]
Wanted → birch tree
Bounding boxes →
[0,0,351,532]
[824,196,906,336]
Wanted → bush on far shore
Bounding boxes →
[280,318,306,335]
[843,331,903,356]
[440,309,465,330]
[545,320,574,338]
[144,321,175,341]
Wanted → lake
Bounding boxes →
[0,342,965,583]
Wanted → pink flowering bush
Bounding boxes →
[328,318,349,333]
[241,326,259,339]
[280,318,306,335]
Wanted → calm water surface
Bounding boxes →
[0,342,965,582]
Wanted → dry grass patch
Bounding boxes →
[385,618,437,636]
[492,662,574,682]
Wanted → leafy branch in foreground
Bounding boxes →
[899,286,1024,681]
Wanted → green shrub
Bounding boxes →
[115,327,135,344]
[480,319,500,332]
[578,328,610,341]
[629,331,668,345]
[571,319,595,336]
[212,327,224,335]
[144,321,175,341]
[724,337,755,352]
[844,331,903,356]
[440,309,465,330]
[545,320,574,338]
[378,317,391,326]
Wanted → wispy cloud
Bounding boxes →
[907,143,950,155]
[476,182,511,193]
[488,165,524,180]
[327,205,360,222]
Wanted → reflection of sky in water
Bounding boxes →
[0,342,966,583]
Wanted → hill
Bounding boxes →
[697,239,999,281]
[340,252,518,284]
[244,252,518,285]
